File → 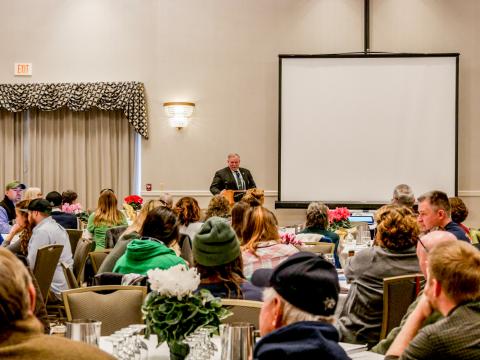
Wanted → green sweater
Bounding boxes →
[87,213,127,250]
[113,239,186,275]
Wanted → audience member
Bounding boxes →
[231,201,250,241]
[0,247,114,359]
[193,217,262,300]
[2,200,33,256]
[417,190,470,242]
[205,194,231,220]
[386,241,480,359]
[27,199,73,300]
[449,196,471,238]
[242,188,264,206]
[241,206,298,279]
[174,196,203,242]
[372,231,456,354]
[46,191,77,229]
[392,184,415,208]
[23,187,42,201]
[61,189,78,205]
[337,204,420,347]
[113,207,186,275]
[98,199,162,273]
[298,201,340,267]
[87,189,127,250]
[158,192,173,209]
[0,181,25,234]
[251,252,350,360]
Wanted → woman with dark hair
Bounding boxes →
[193,217,262,300]
[205,195,230,220]
[174,196,203,241]
[113,207,186,275]
[2,200,33,256]
[231,201,250,241]
[87,190,127,250]
[61,190,78,205]
[299,202,340,267]
[241,206,298,279]
[449,196,471,238]
[337,204,420,347]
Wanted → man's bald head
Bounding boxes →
[417,231,457,276]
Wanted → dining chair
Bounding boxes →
[89,250,112,274]
[66,229,83,254]
[63,285,147,336]
[221,299,263,330]
[73,238,95,285]
[32,244,64,304]
[380,274,424,340]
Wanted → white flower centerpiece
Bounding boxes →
[142,265,231,360]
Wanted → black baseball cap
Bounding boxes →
[28,199,52,215]
[251,252,340,316]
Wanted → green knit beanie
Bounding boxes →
[193,216,240,266]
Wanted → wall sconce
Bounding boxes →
[163,102,195,129]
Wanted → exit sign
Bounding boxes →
[14,63,32,76]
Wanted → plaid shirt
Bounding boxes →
[242,240,299,279]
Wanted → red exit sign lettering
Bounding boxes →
[14,63,32,76]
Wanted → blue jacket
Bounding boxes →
[254,321,350,360]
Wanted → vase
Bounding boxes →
[168,340,189,360]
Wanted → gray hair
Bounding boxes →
[263,287,334,325]
[305,202,329,229]
[392,184,415,207]
[227,153,240,160]
[158,192,173,209]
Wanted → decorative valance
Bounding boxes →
[0,81,149,138]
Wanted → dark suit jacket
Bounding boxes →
[210,167,256,196]
[51,211,78,229]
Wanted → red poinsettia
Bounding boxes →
[124,194,143,210]
[328,207,351,230]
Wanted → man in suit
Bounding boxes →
[210,153,256,202]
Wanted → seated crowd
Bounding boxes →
[1,180,480,359]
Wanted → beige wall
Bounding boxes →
[0,0,479,226]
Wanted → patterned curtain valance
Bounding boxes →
[0,81,148,138]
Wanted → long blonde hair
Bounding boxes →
[241,206,280,255]
[93,190,124,226]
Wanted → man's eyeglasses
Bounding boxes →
[418,237,429,253]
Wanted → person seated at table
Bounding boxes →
[231,201,250,241]
[241,188,264,206]
[241,206,298,279]
[204,194,231,221]
[174,196,203,242]
[391,184,416,209]
[298,201,340,268]
[449,196,471,239]
[386,241,480,359]
[46,191,78,229]
[98,199,162,273]
[337,204,420,348]
[23,187,42,201]
[193,216,262,300]
[87,189,128,250]
[113,207,186,275]
[158,192,173,209]
[371,231,456,354]
[252,252,350,360]
[2,200,33,256]
[0,247,114,359]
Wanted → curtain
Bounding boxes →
[25,108,134,209]
[0,110,24,187]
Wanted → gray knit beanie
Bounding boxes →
[193,217,240,266]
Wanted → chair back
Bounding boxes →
[89,250,112,274]
[73,238,95,284]
[179,234,193,265]
[94,272,124,286]
[32,244,64,303]
[62,285,147,336]
[61,261,79,289]
[295,241,335,255]
[66,229,83,254]
[380,274,424,339]
[105,225,128,248]
[221,299,263,330]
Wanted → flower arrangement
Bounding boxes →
[124,194,143,211]
[142,265,231,360]
[62,202,83,214]
[328,207,352,231]
[280,232,303,246]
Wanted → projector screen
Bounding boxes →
[277,54,458,208]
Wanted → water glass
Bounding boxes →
[66,319,101,347]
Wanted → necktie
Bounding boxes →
[234,171,244,190]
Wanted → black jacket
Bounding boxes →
[0,195,16,223]
[51,210,78,229]
[209,167,256,195]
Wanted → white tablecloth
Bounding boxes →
[100,335,383,360]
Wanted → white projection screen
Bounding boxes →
[278,54,458,208]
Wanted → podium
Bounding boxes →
[222,190,247,206]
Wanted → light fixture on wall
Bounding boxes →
[163,102,195,129]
